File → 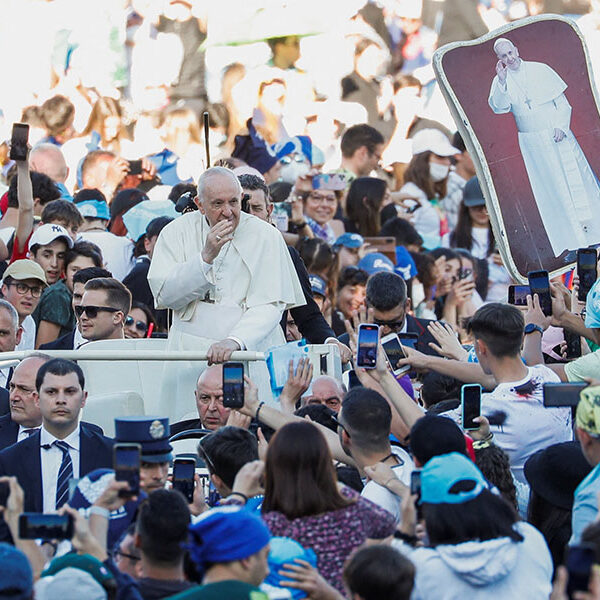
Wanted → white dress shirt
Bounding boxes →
[39,425,80,513]
[17,425,40,444]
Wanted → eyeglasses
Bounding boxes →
[197,439,216,472]
[125,316,148,334]
[331,415,348,435]
[113,549,141,562]
[5,282,43,298]
[74,305,120,318]
[374,318,405,332]
[308,192,337,205]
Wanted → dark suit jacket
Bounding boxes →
[280,247,336,344]
[0,424,113,513]
[0,413,104,452]
[337,314,439,357]
[0,387,8,416]
[40,329,76,351]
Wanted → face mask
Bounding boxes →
[429,162,450,182]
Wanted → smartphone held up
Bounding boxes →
[356,324,379,369]
[461,384,481,431]
[9,123,29,161]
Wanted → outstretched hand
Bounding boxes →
[427,321,468,361]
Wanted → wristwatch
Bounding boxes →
[524,323,544,336]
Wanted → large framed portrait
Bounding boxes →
[433,15,600,282]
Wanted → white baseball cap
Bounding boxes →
[411,128,460,157]
[29,223,74,250]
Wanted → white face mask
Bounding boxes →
[280,160,310,184]
[429,162,450,182]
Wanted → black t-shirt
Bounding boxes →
[138,577,194,600]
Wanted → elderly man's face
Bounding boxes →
[195,366,230,431]
[303,377,344,413]
[495,42,520,70]
[197,174,241,230]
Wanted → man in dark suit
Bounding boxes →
[339,271,439,356]
[0,358,112,513]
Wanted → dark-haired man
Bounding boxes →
[134,489,194,599]
[399,303,572,482]
[337,124,385,181]
[0,358,113,513]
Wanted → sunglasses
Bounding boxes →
[125,316,148,334]
[197,439,216,473]
[75,305,120,318]
[331,415,348,435]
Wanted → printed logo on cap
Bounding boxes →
[149,420,165,439]
[373,259,393,271]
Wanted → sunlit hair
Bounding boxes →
[81,97,125,146]
[161,108,202,152]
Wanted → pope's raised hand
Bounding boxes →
[496,60,507,84]
[202,220,234,264]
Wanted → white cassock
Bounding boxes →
[489,60,600,257]
[148,211,306,420]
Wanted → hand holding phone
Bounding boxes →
[461,384,482,431]
[19,513,74,540]
[577,249,598,302]
[173,458,196,503]
[381,333,410,376]
[356,324,380,369]
[508,284,530,307]
[9,123,29,161]
[528,270,552,317]
[223,362,244,408]
[543,382,587,407]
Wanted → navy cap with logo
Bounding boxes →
[462,177,486,208]
[309,275,327,298]
[114,417,172,463]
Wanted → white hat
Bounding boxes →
[393,0,423,19]
[34,568,107,600]
[29,223,74,250]
[411,129,460,157]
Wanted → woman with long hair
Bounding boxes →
[368,452,553,598]
[344,177,389,237]
[399,129,458,249]
[262,421,397,594]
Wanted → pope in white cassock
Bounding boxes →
[148,167,305,419]
[488,38,600,258]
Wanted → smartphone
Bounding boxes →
[114,443,141,497]
[543,382,588,407]
[527,270,552,316]
[9,123,29,161]
[223,362,244,409]
[577,249,598,302]
[410,470,421,496]
[128,159,143,175]
[356,324,379,369]
[381,333,410,376]
[564,329,582,359]
[0,481,8,507]
[461,384,482,431]
[566,544,596,596]
[173,457,196,503]
[19,513,74,540]
[312,173,346,191]
[507,284,531,307]
[398,333,418,350]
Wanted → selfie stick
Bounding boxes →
[203,111,210,168]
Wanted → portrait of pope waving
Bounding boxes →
[488,37,600,259]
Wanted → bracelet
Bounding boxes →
[255,401,266,422]
[393,530,418,546]
[383,476,399,489]
[89,506,110,519]
[228,492,248,504]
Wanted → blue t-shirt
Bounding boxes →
[572,461,600,543]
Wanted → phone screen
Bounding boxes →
[528,270,552,316]
[564,329,582,359]
[508,284,530,306]
[543,383,587,407]
[382,335,409,375]
[223,362,244,408]
[461,384,481,431]
[357,324,379,369]
[398,334,418,350]
[0,481,8,507]
[10,123,29,161]
[566,544,596,596]
[578,249,597,302]
[114,444,141,496]
[173,459,196,503]
[128,159,143,175]
[410,471,421,496]
[19,513,74,540]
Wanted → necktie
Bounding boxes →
[54,440,73,509]
[23,429,37,437]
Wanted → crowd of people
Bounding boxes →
[1,0,600,599]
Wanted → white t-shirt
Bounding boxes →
[361,445,414,522]
[399,182,441,248]
[80,230,135,281]
[16,315,36,351]
[448,364,572,483]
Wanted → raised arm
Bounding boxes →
[14,158,34,254]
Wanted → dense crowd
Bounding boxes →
[1,0,600,599]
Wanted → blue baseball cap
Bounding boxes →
[421,452,487,505]
[114,417,172,463]
[358,252,394,275]
[76,199,110,221]
[333,233,364,249]
[0,542,33,599]
[394,246,418,280]
[309,275,327,298]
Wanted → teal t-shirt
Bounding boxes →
[32,279,75,335]
[166,580,268,600]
